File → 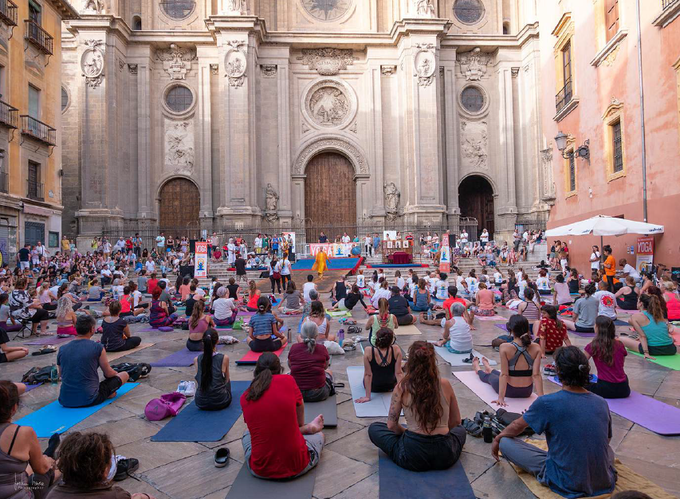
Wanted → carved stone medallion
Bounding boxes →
[225,41,247,88]
[414,43,436,87]
[301,0,352,22]
[302,79,357,129]
[81,40,105,89]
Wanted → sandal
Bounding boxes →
[214,448,230,468]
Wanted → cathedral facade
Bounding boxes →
[61,0,552,246]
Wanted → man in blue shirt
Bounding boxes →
[372,234,381,255]
[491,346,617,498]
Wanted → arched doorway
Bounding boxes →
[458,175,495,238]
[159,178,200,236]
[304,152,356,243]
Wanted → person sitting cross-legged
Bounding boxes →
[435,303,473,355]
[355,327,403,404]
[101,301,142,353]
[57,315,136,408]
[584,316,631,399]
[194,329,231,411]
[619,294,677,360]
[240,353,325,480]
[289,321,333,403]
[368,341,466,472]
[246,296,288,353]
[492,346,617,498]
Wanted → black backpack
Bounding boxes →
[21,365,55,385]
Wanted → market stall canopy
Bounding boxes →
[545,215,664,237]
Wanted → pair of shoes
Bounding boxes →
[114,457,139,481]
[177,381,196,397]
[127,366,142,382]
[214,448,230,468]
[32,346,57,356]
[462,418,483,438]
[543,364,556,376]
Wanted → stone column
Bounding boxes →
[368,61,385,220]
[197,55,214,229]
[135,50,154,220]
[276,50,293,223]
[441,50,460,223]
[496,65,518,236]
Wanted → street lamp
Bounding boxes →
[554,131,590,161]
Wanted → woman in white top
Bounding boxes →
[536,269,551,295]
[395,271,405,290]
[38,282,58,311]
[372,280,392,309]
[435,274,449,301]
[304,301,335,341]
[465,271,478,295]
[279,255,292,291]
[356,270,366,289]
[436,303,473,354]
[213,286,237,327]
[590,245,601,271]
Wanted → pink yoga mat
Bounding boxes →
[548,378,680,435]
[235,346,285,365]
[453,371,537,414]
[475,315,506,321]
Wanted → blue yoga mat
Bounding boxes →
[614,319,629,326]
[291,258,359,271]
[151,381,249,442]
[16,383,139,438]
[379,452,475,499]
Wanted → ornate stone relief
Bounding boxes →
[603,44,621,67]
[294,138,368,175]
[81,40,105,89]
[82,0,104,14]
[225,40,247,88]
[384,182,401,221]
[301,0,353,22]
[381,65,397,76]
[414,43,436,87]
[165,121,195,173]
[128,64,138,74]
[540,148,556,203]
[411,0,435,17]
[264,183,279,223]
[225,0,248,14]
[349,122,358,134]
[297,48,356,76]
[457,48,491,81]
[210,64,219,75]
[302,79,357,129]
[460,120,488,170]
[156,44,196,81]
[260,64,277,77]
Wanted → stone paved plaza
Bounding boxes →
[2,274,679,499]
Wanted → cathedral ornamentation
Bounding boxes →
[165,121,195,172]
[225,40,248,88]
[458,48,491,81]
[297,48,356,76]
[157,44,197,81]
[414,43,436,87]
[81,40,105,89]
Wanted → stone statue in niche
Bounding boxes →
[384,182,401,220]
[414,0,435,17]
[165,121,195,172]
[264,183,279,222]
[82,0,103,14]
[309,87,349,127]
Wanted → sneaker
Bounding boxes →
[127,366,142,383]
[114,457,139,481]
[543,364,556,376]
[138,363,152,378]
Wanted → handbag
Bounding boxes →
[272,271,281,280]
[144,392,186,421]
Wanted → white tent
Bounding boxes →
[545,215,664,237]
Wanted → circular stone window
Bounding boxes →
[301,0,352,22]
[61,87,69,113]
[161,0,195,19]
[165,85,194,114]
[453,0,485,24]
[460,86,485,114]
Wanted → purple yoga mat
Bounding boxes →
[570,330,595,338]
[24,384,42,392]
[549,378,680,435]
[24,336,72,346]
[495,324,508,332]
[150,345,222,367]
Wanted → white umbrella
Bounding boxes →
[545,215,664,237]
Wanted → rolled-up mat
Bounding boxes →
[235,346,285,365]
[24,336,72,346]
[453,371,537,414]
[226,463,317,499]
[627,349,680,370]
[106,343,154,362]
[433,345,497,367]
[379,452,475,499]
[151,346,222,368]
[474,315,506,321]
[304,394,337,427]
[151,381,249,442]
[327,310,352,318]
[15,383,138,437]
[549,377,680,435]
[347,366,396,418]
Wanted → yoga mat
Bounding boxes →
[151,381,249,442]
[570,330,596,338]
[628,349,680,370]
[106,343,154,362]
[453,371,537,414]
[510,440,676,499]
[379,452,475,499]
[151,346,221,368]
[235,346,285,366]
[24,384,41,393]
[15,383,138,437]
[24,336,72,346]
[393,324,422,336]
[327,310,352,318]
[367,264,428,268]
[433,345,497,367]
[613,319,629,326]
[304,394,338,427]
[548,378,680,435]
[495,324,509,332]
[474,315,506,321]
[347,366,396,418]
[226,464,317,499]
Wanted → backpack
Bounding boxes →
[21,365,55,385]
[232,317,245,330]
[144,392,186,421]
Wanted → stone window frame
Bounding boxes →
[602,100,626,182]
[159,0,196,21]
[563,139,577,198]
[552,13,580,122]
[61,86,71,114]
[298,0,357,25]
[452,0,486,26]
[161,82,196,118]
[457,83,489,119]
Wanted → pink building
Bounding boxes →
[539,0,680,273]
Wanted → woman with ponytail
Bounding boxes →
[288,321,333,402]
[473,315,543,407]
[194,329,231,411]
[246,296,288,353]
[492,346,617,499]
[240,353,325,480]
[368,341,465,472]
[584,316,630,398]
[620,294,677,360]
[187,297,214,352]
[356,327,403,404]
[366,298,397,346]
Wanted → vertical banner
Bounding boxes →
[635,237,654,274]
[195,241,208,278]
[439,234,451,273]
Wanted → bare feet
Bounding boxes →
[471,357,480,372]
[308,414,324,433]
[481,357,493,374]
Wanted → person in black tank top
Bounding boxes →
[355,328,403,403]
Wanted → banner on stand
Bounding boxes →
[439,234,451,273]
[195,242,208,278]
[635,237,654,274]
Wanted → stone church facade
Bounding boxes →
[61,0,552,246]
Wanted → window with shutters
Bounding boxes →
[611,120,623,173]
[605,0,619,42]
[552,13,577,120]
[567,153,576,194]
[603,100,626,181]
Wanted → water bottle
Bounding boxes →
[50,365,58,384]
[483,415,493,443]
[338,328,345,347]
[427,308,433,321]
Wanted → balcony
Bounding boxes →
[26,179,43,201]
[655,0,680,26]
[0,172,7,194]
[20,115,56,146]
[0,0,17,27]
[0,100,18,129]
[555,79,573,114]
[663,0,680,10]
[24,19,53,55]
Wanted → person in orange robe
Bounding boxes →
[312,250,328,278]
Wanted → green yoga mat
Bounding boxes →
[628,350,680,370]
[327,310,352,318]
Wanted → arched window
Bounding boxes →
[132,15,142,30]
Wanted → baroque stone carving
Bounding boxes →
[303,79,356,129]
[381,65,397,76]
[210,64,219,75]
[264,183,279,222]
[165,121,195,172]
[384,182,401,220]
[297,48,356,76]
[414,43,436,87]
[294,138,368,175]
[412,0,435,17]
[458,48,491,81]
[301,0,352,22]
[260,64,277,77]
[82,0,103,14]
[511,67,520,78]
[81,40,105,89]
[128,64,138,74]
[603,44,621,67]
[157,44,196,81]
[226,0,247,14]
[460,120,488,170]
[225,41,247,88]
[540,148,556,202]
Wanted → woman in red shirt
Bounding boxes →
[241,353,325,479]
[536,305,571,358]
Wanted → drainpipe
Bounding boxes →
[635,0,649,222]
